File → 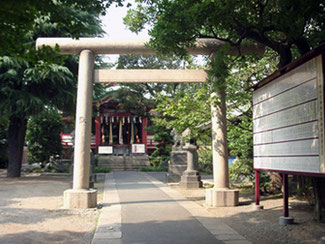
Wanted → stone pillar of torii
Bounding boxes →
[36,38,263,208]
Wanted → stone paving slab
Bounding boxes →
[142,173,251,244]
[92,173,122,244]
[92,171,251,244]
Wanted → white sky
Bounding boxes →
[101,2,149,41]
[100,1,149,64]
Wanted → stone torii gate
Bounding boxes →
[36,38,262,208]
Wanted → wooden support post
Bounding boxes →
[255,170,260,205]
[283,173,289,218]
[253,170,263,210]
[279,173,293,224]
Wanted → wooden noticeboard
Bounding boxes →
[253,45,325,176]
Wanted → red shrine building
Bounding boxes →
[61,97,157,157]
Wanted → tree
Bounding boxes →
[125,0,324,67]
[26,110,63,166]
[226,50,278,188]
[0,3,106,177]
[0,55,74,177]
[153,50,278,170]
[148,123,173,167]
[154,82,210,136]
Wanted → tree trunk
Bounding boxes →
[278,46,292,68]
[294,38,310,56]
[7,115,27,178]
[313,177,325,222]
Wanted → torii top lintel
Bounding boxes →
[36,38,225,55]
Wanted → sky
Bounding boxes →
[100,1,149,63]
[101,2,149,41]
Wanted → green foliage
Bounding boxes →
[229,159,271,190]
[149,124,173,167]
[26,110,63,166]
[296,176,315,205]
[1,1,108,177]
[0,55,75,117]
[226,52,277,183]
[229,159,254,182]
[151,50,278,183]
[154,83,210,137]
[0,0,108,116]
[139,166,168,172]
[93,167,112,173]
[0,0,123,56]
[125,0,324,67]
[197,146,212,173]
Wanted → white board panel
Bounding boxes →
[132,144,145,154]
[253,55,324,174]
[253,100,318,133]
[254,121,318,145]
[254,157,320,173]
[253,78,317,118]
[98,146,113,154]
[254,139,319,157]
[253,58,316,105]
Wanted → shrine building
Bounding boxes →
[61,96,157,169]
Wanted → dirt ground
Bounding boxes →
[174,185,325,244]
[0,170,104,244]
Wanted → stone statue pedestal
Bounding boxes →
[179,143,202,189]
[179,170,202,189]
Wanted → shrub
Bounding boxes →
[93,167,112,173]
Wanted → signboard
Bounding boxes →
[98,146,113,154]
[132,144,145,154]
[253,55,325,175]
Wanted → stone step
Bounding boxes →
[98,164,149,169]
[97,154,150,170]
[98,163,149,167]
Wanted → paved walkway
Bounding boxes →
[92,171,251,244]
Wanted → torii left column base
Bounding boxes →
[205,188,239,207]
[64,189,97,209]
